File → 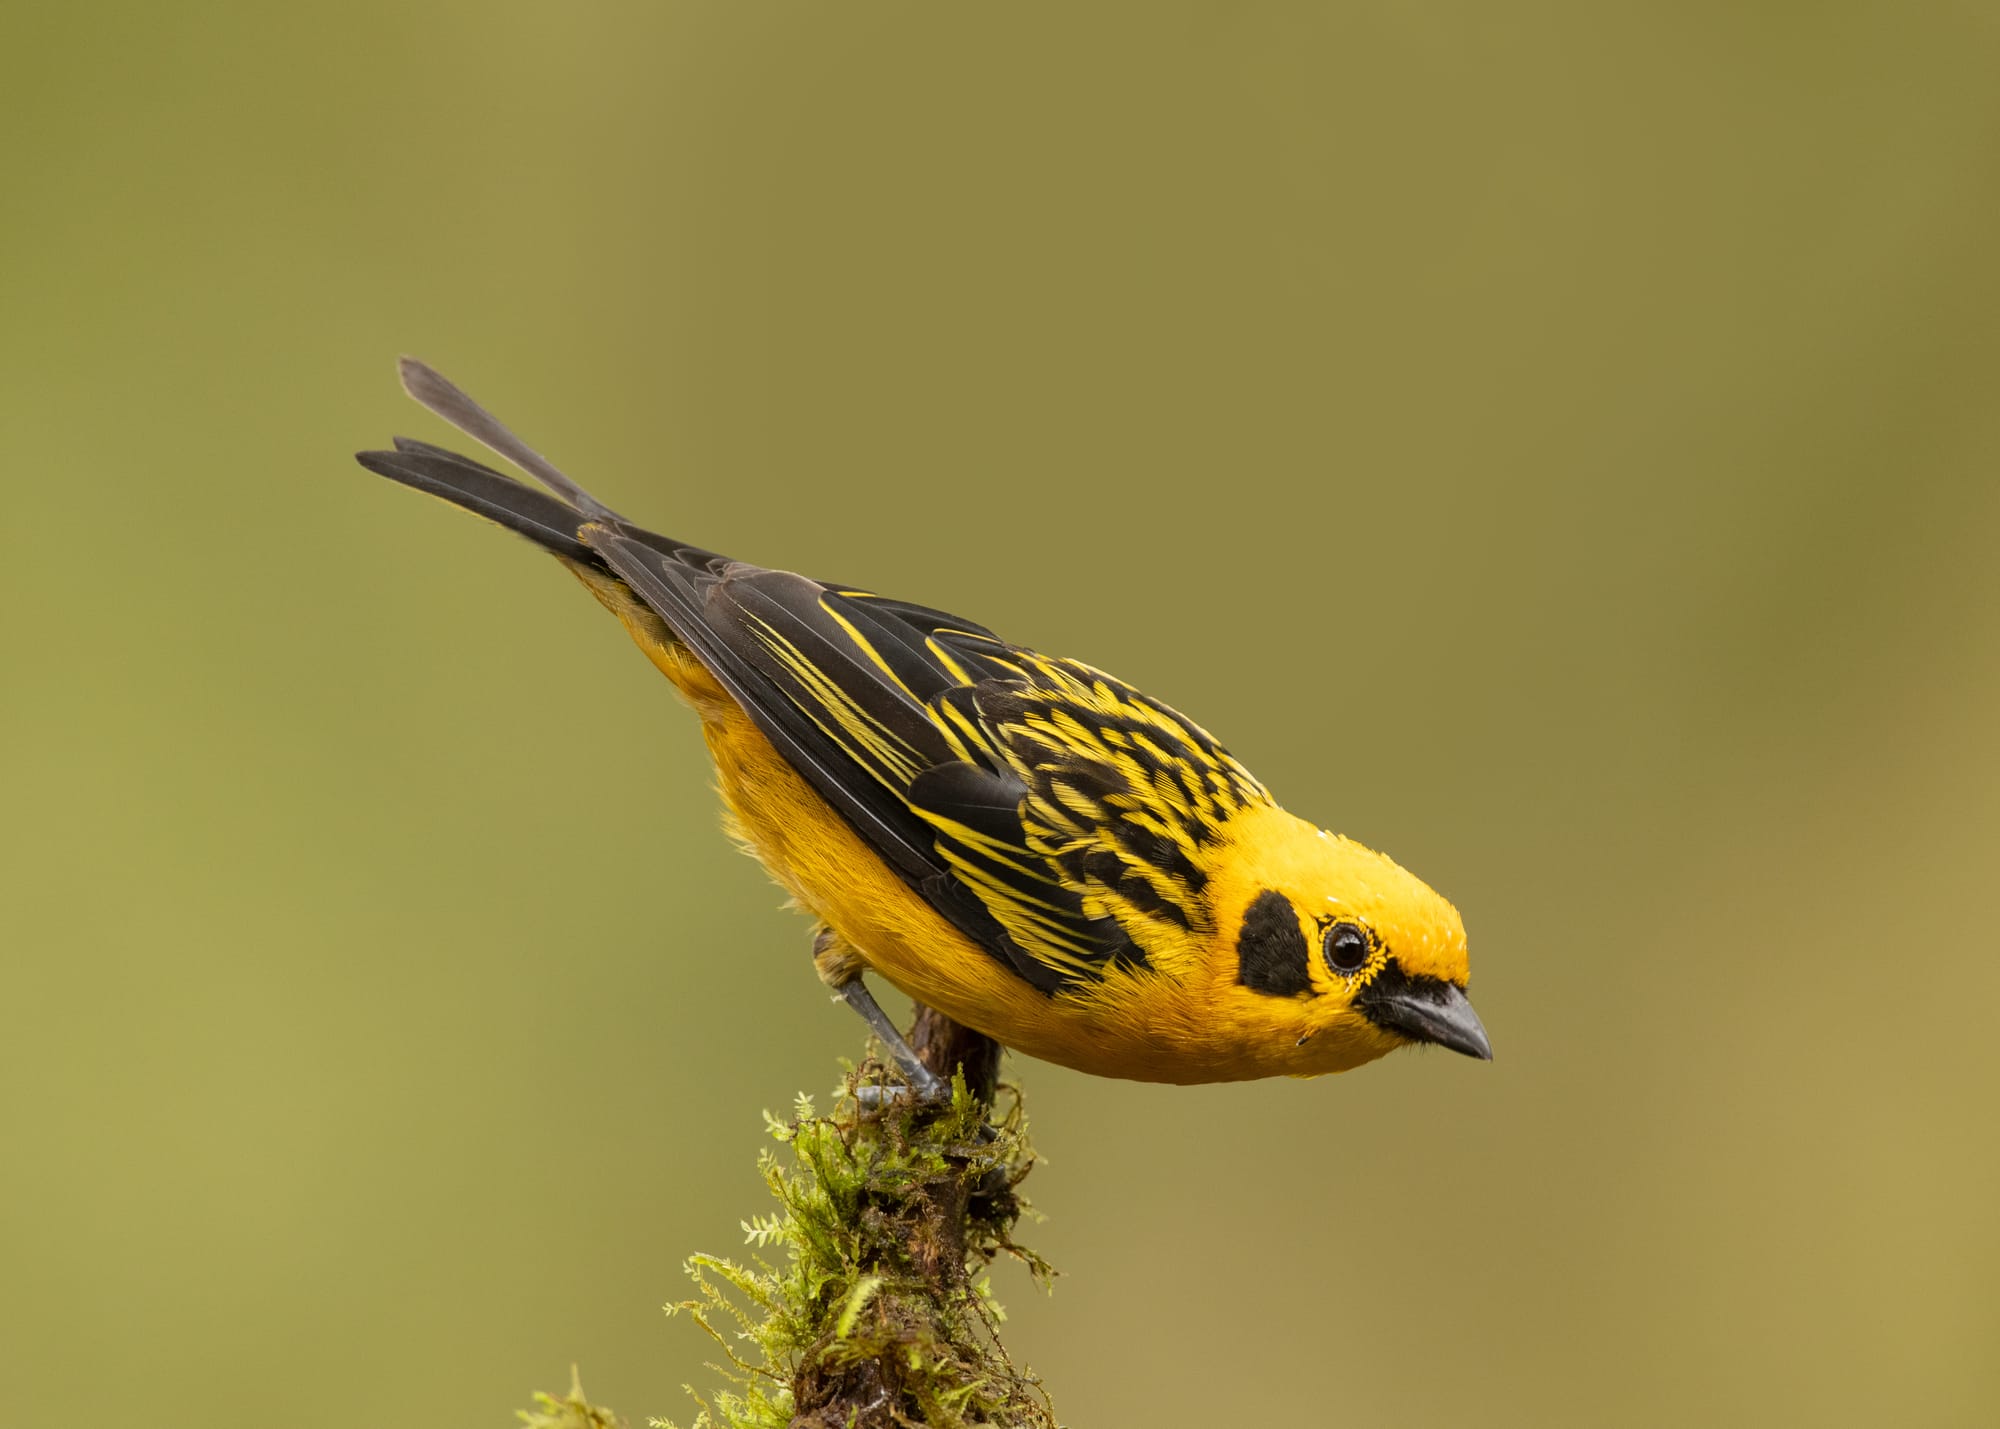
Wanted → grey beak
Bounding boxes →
[1366,979,1493,1061]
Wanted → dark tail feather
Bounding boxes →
[356,356,621,563]
[393,357,623,523]
[355,438,599,563]
[357,358,733,575]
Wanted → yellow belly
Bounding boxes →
[702,698,1247,1080]
[567,562,1395,1083]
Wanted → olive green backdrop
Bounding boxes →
[4,4,1996,1425]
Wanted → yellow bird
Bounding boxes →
[358,360,1490,1095]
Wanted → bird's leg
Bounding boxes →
[813,927,946,1103]
[837,979,948,1103]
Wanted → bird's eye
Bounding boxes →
[1324,922,1371,974]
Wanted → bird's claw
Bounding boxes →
[853,1069,949,1112]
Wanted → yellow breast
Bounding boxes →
[708,705,1401,1082]
[566,561,1401,1083]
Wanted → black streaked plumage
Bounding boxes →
[357,362,1274,997]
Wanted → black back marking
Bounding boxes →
[360,362,1279,999]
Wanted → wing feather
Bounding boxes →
[371,363,1259,995]
[581,525,1270,991]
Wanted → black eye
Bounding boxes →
[1324,922,1371,973]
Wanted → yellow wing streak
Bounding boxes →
[817,599,919,701]
[748,620,926,782]
[924,636,975,684]
[1120,805,1204,862]
[913,814,1076,901]
[934,701,987,763]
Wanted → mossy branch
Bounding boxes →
[520,1367,627,1429]
[518,1005,1059,1429]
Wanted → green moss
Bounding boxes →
[656,1066,1057,1429]
[520,1367,627,1429]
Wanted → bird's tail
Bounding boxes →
[355,358,747,708]
[354,358,628,564]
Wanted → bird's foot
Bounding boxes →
[834,977,949,1105]
[851,1073,948,1113]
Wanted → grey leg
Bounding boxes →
[835,978,947,1102]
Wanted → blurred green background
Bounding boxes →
[4,4,1997,1425]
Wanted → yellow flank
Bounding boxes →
[561,560,1470,1083]
[359,359,1489,1086]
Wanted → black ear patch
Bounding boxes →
[1236,890,1312,997]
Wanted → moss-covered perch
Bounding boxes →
[519,1005,1058,1429]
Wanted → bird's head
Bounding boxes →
[1209,803,1489,1075]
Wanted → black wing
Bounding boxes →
[586,534,1150,991]
[364,360,1270,994]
